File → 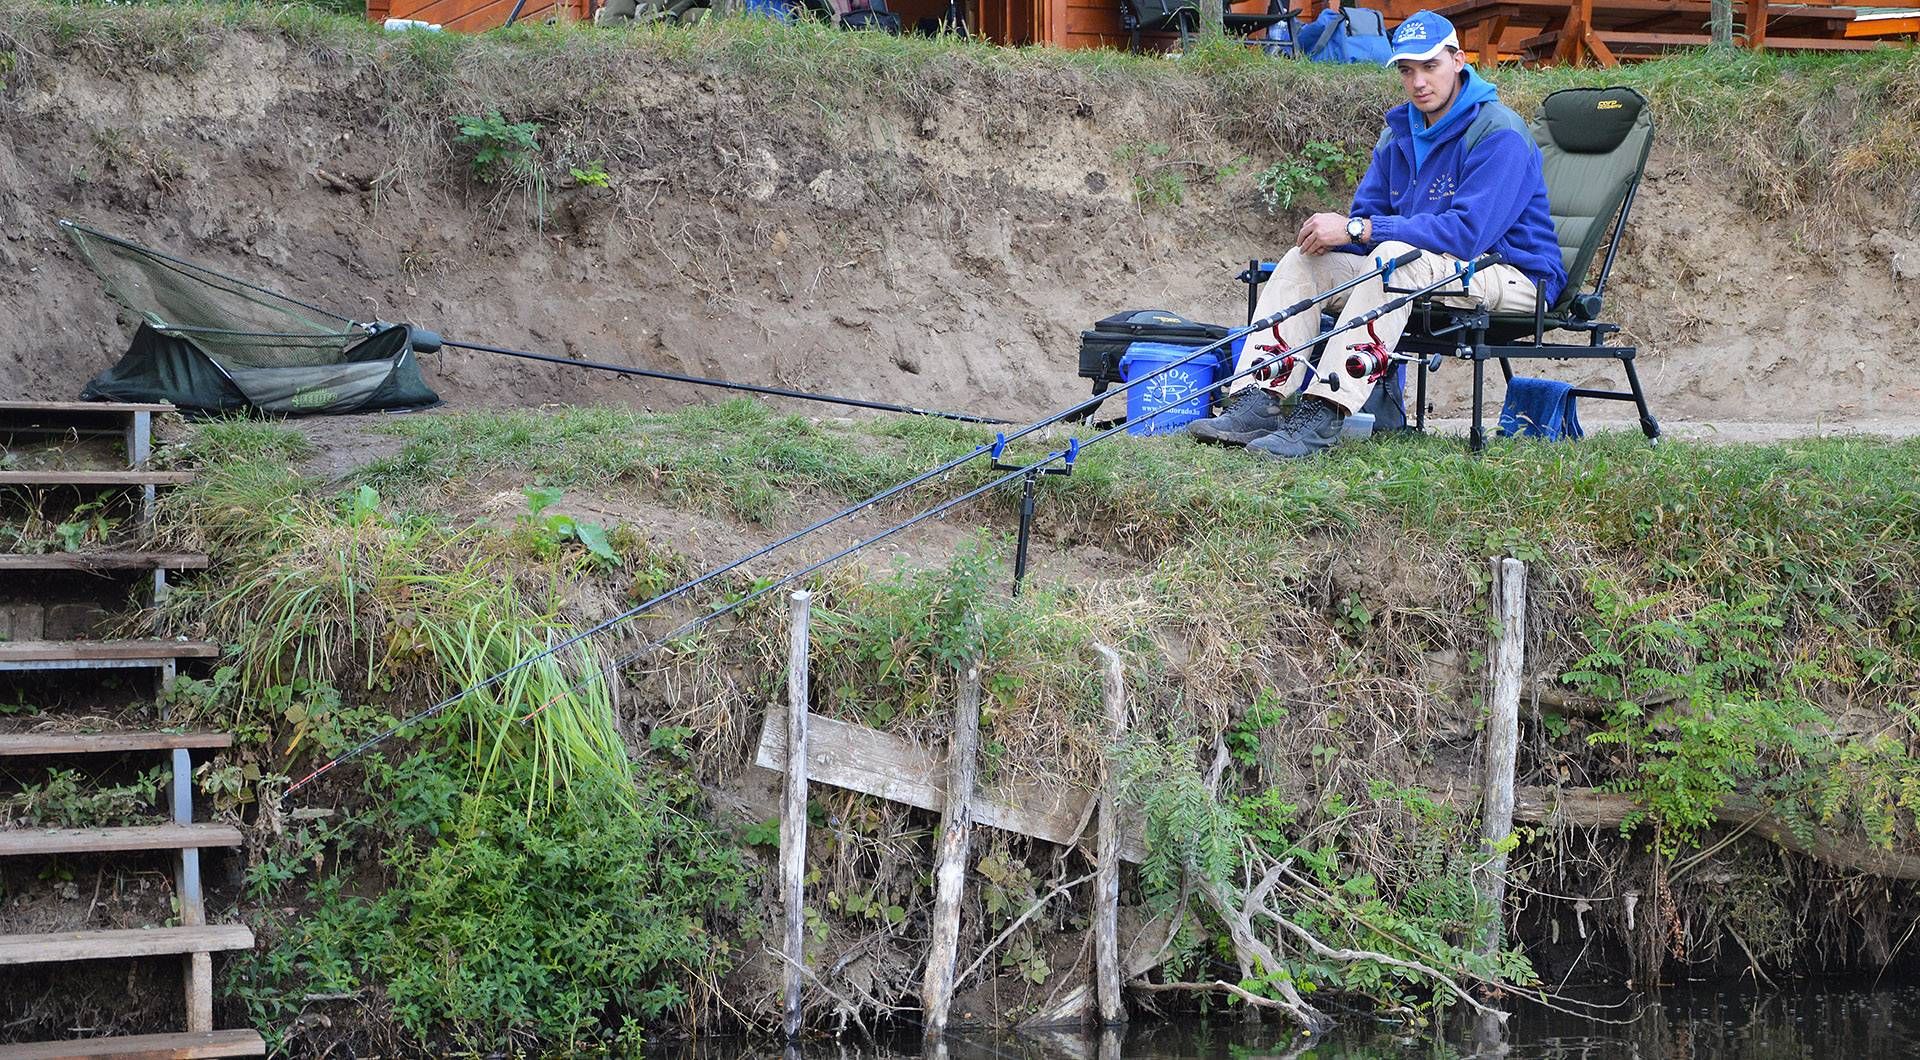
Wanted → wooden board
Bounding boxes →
[0,924,254,966]
[0,552,210,572]
[0,471,194,487]
[0,824,243,858]
[0,1028,265,1059]
[1847,13,1920,35]
[0,402,174,414]
[0,731,233,757]
[0,641,219,663]
[754,711,1147,862]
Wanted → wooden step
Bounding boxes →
[0,471,194,487]
[0,925,254,966]
[0,552,210,572]
[0,1028,265,1059]
[0,732,233,757]
[0,640,220,672]
[0,402,176,414]
[0,824,243,858]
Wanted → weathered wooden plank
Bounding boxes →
[0,552,210,572]
[1091,644,1128,1026]
[0,732,232,757]
[1477,558,1525,957]
[921,663,983,1043]
[1429,786,1920,880]
[0,401,175,414]
[753,710,1147,862]
[0,471,194,487]
[0,640,219,663]
[779,591,811,1042]
[0,925,254,965]
[0,824,242,857]
[0,1029,265,1059]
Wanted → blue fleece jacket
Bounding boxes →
[1348,71,1567,306]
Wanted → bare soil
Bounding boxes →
[0,22,1915,434]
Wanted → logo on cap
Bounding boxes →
[1394,20,1428,41]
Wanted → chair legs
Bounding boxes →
[1470,356,1487,454]
[1622,356,1661,443]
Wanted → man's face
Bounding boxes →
[1396,49,1468,118]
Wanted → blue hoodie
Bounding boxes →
[1347,68,1567,306]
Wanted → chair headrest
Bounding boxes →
[1538,87,1648,154]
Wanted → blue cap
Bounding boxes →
[1386,11,1460,65]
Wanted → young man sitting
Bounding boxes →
[1188,10,1567,458]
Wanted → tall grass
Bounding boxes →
[164,426,631,814]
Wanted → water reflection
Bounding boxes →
[666,982,1920,1060]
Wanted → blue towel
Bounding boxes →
[1498,377,1584,440]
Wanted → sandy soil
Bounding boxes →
[1,29,1915,437]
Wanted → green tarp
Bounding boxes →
[65,220,440,415]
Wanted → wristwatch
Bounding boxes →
[1346,216,1368,242]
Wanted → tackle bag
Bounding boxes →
[1078,310,1231,389]
[1297,6,1391,64]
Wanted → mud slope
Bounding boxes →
[1,9,1916,427]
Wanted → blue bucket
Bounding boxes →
[1118,342,1220,436]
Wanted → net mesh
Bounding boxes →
[63,221,369,370]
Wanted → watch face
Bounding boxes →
[1348,219,1365,238]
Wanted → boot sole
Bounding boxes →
[1187,423,1281,447]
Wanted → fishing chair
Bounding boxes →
[1239,86,1660,451]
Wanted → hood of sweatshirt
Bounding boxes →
[1408,66,1501,174]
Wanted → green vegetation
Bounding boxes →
[229,758,744,1053]
[131,396,1920,1041]
[452,110,542,185]
[1258,139,1366,213]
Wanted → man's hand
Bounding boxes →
[1297,212,1361,255]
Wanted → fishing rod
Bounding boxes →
[59,218,1005,425]
[437,338,1010,425]
[585,251,1496,677]
[282,251,1488,800]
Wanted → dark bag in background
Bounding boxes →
[1078,309,1231,387]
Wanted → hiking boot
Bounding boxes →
[1187,388,1285,446]
[1248,399,1345,460]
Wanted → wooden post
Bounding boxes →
[1711,0,1734,45]
[1477,14,1509,69]
[1478,558,1525,958]
[780,591,813,1042]
[922,662,983,1043]
[1091,643,1128,1027]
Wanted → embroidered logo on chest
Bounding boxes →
[1426,172,1458,201]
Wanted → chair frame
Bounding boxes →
[1391,165,1658,451]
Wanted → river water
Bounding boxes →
[671,982,1920,1060]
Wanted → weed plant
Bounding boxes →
[229,757,745,1053]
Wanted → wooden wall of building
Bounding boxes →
[371,0,589,32]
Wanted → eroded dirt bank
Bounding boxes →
[1,7,1917,428]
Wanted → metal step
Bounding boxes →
[0,732,233,757]
[0,552,210,572]
[0,824,243,858]
[0,925,254,966]
[0,1028,265,1059]
[0,640,219,672]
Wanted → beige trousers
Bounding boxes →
[1229,241,1540,414]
